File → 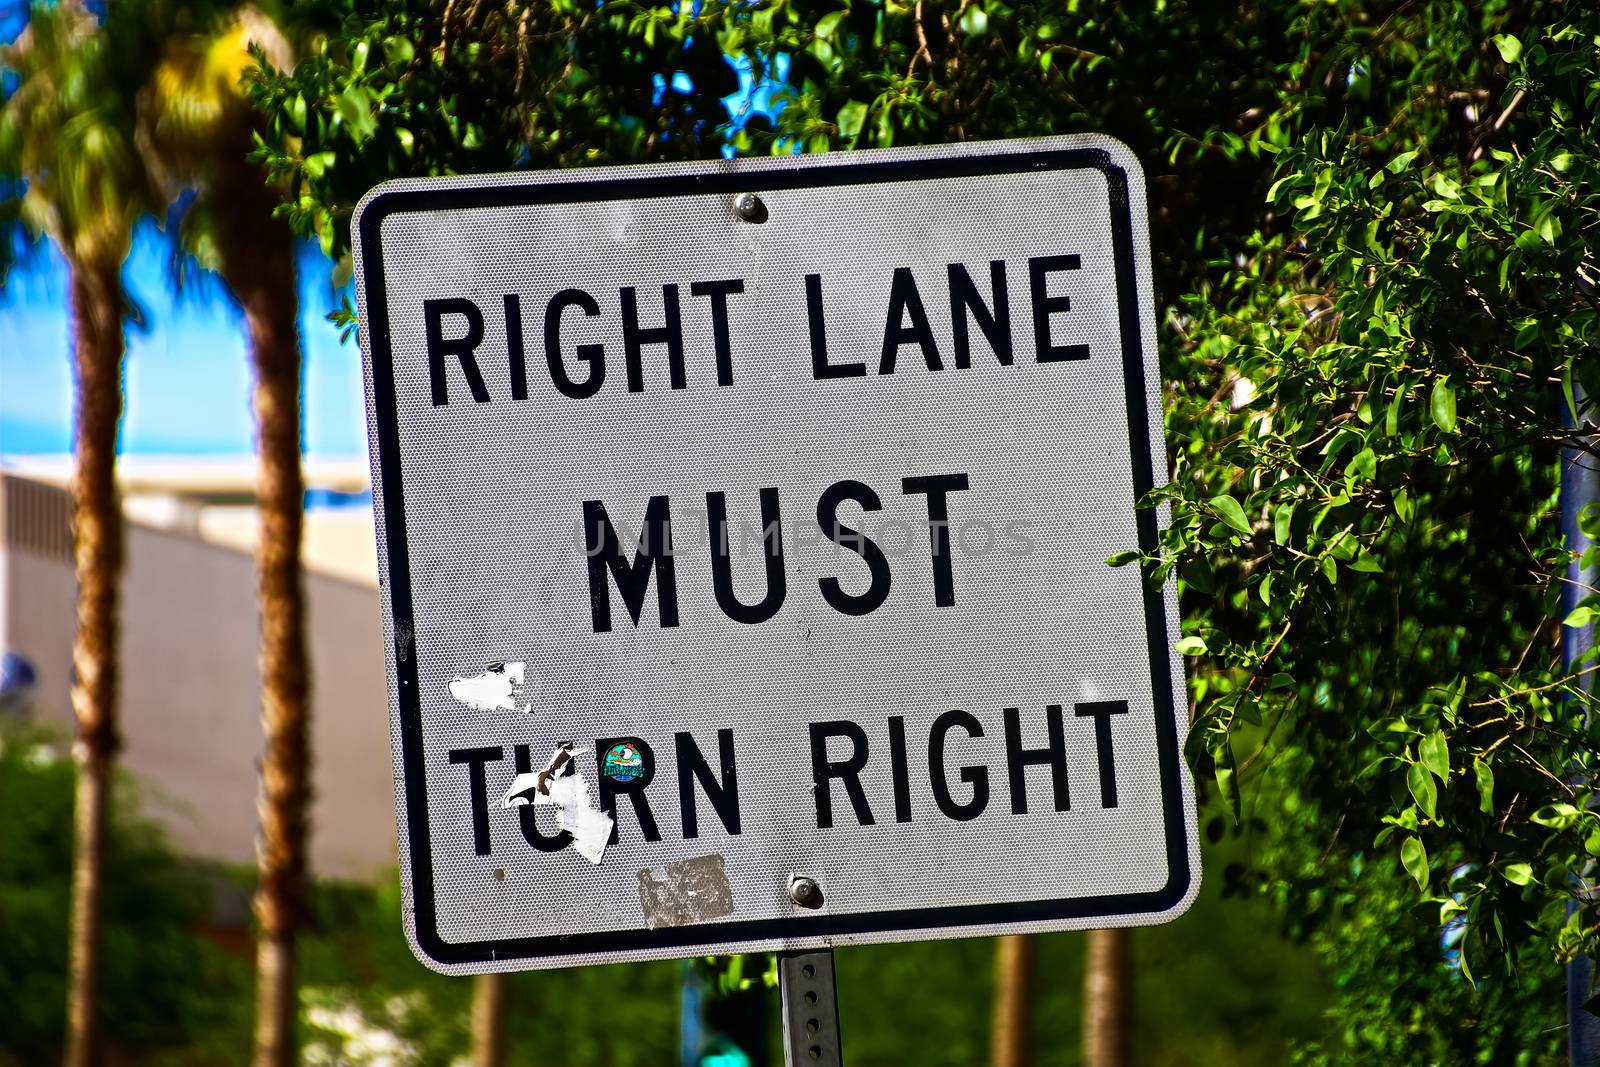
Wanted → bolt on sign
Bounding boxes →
[352,135,1199,973]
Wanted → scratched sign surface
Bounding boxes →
[353,136,1199,973]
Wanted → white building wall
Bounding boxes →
[0,471,395,881]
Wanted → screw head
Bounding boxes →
[789,875,823,908]
[733,192,768,223]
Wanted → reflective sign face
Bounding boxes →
[353,136,1198,974]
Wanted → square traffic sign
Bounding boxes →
[353,135,1198,973]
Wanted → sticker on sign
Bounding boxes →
[352,134,1199,974]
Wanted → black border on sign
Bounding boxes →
[358,146,1191,967]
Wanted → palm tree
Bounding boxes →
[134,9,310,1065]
[0,6,154,1065]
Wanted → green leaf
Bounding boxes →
[1430,378,1457,433]
[1401,835,1428,890]
[1564,605,1598,628]
[1104,549,1140,567]
[1492,34,1522,63]
[1419,730,1449,782]
[382,35,416,67]
[836,100,868,139]
[1530,803,1580,829]
[1273,502,1295,546]
[1211,734,1240,825]
[1473,758,1494,815]
[814,10,848,38]
[337,88,377,143]
[1501,862,1533,886]
[1348,549,1383,573]
[1407,760,1437,820]
[1210,495,1253,536]
[1385,381,1407,436]
[1385,149,1419,174]
[1564,362,1581,426]
[1174,635,1208,655]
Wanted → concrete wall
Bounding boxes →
[0,472,395,881]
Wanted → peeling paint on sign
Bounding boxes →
[449,661,527,713]
[637,854,736,929]
[502,744,614,864]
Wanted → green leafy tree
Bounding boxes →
[1151,5,1598,1061]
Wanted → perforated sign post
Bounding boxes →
[353,136,1199,1003]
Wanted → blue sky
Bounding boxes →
[0,225,368,457]
[0,0,363,458]
[0,11,789,460]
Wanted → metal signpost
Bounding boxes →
[1562,397,1600,1067]
[352,135,1198,1063]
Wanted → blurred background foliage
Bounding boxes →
[0,723,1327,1066]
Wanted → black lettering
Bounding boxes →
[707,488,786,624]
[544,288,605,400]
[928,710,988,821]
[901,473,970,607]
[622,285,685,391]
[1029,254,1088,362]
[447,746,503,855]
[690,279,745,387]
[423,297,490,406]
[513,743,573,852]
[816,480,891,616]
[808,273,865,379]
[676,729,741,838]
[584,497,678,633]
[595,736,661,843]
[1075,700,1129,808]
[949,260,1012,368]
[880,266,942,373]
[887,715,913,823]
[809,721,874,828]
[504,293,527,400]
[1004,705,1070,815]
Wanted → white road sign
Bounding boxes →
[353,135,1199,973]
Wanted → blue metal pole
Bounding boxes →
[681,962,706,1067]
[1562,396,1600,1067]
[680,960,771,1067]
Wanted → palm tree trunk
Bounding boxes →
[62,258,126,1067]
[471,974,508,1067]
[214,146,310,1067]
[990,934,1034,1067]
[1082,928,1131,1067]
[247,264,309,1067]
[245,252,308,1067]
